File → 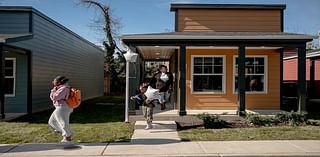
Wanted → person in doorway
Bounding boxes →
[150,65,173,110]
[48,76,74,145]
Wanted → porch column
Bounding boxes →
[310,58,315,99]
[297,46,307,112]
[238,46,246,116]
[0,42,5,119]
[280,49,284,109]
[179,45,187,116]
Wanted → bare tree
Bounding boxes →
[80,0,126,94]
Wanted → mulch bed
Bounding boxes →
[176,115,254,130]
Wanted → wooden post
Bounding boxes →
[179,45,187,116]
[310,58,315,99]
[297,46,307,112]
[238,46,246,116]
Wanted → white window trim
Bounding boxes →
[191,55,226,94]
[233,55,268,94]
[5,58,16,97]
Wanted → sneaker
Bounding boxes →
[59,139,74,146]
[144,123,153,130]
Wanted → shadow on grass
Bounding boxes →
[307,112,320,120]
[10,96,125,124]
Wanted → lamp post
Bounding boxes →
[123,44,138,122]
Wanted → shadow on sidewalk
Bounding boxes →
[0,143,82,153]
[110,138,181,145]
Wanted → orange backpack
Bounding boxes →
[66,87,81,109]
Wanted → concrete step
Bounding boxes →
[134,121,177,130]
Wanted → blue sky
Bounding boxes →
[1,0,320,45]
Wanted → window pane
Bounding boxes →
[234,66,238,75]
[235,75,265,92]
[246,75,264,91]
[5,60,13,68]
[5,78,14,94]
[245,58,254,65]
[245,66,254,74]
[5,69,13,76]
[193,75,223,92]
[194,66,202,74]
[194,57,203,65]
[214,66,223,74]
[256,58,265,65]
[203,66,213,73]
[204,58,213,65]
[214,58,223,65]
[255,66,264,74]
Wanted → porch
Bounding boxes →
[121,32,313,116]
[0,33,32,119]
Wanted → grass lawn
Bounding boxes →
[179,124,320,141]
[0,96,134,144]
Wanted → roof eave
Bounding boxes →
[170,4,286,12]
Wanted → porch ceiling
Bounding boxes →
[137,46,177,60]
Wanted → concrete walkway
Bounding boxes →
[1,121,320,156]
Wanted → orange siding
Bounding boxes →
[178,9,281,32]
[186,49,280,110]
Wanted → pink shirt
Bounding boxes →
[50,84,70,106]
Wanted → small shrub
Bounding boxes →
[245,113,275,126]
[275,111,307,126]
[197,113,228,129]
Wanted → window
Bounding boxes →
[234,56,267,93]
[5,58,16,96]
[192,56,225,93]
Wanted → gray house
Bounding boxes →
[0,6,104,118]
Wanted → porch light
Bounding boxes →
[154,46,160,48]
[156,52,161,55]
[122,41,138,123]
[123,48,138,63]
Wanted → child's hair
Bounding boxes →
[159,65,167,69]
[139,82,148,88]
[54,76,69,84]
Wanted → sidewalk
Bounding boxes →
[1,121,320,157]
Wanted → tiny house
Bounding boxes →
[121,4,313,115]
[0,6,104,118]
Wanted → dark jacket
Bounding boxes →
[150,72,173,92]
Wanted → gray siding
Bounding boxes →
[9,12,104,113]
[4,52,28,113]
[0,12,30,33]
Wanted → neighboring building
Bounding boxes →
[121,4,313,115]
[0,6,104,118]
[283,49,320,99]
